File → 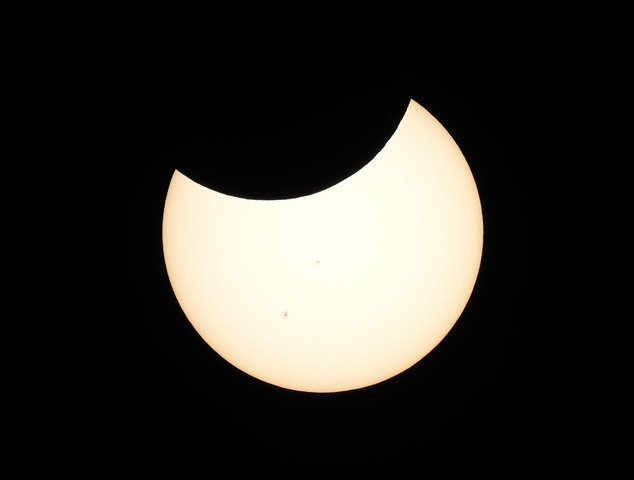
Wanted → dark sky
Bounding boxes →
[44,3,623,477]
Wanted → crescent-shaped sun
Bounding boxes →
[162,99,483,393]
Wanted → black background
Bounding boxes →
[42,3,625,477]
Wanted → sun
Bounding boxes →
[162,99,483,393]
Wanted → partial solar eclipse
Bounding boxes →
[162,99,483,393]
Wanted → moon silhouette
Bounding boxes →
[162,99,483,393]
